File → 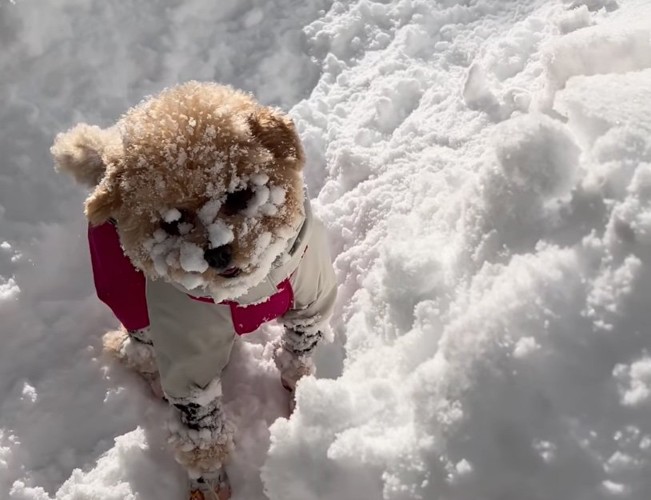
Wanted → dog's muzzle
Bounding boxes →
[204,245,232,270]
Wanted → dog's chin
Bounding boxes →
[218,267,242,279]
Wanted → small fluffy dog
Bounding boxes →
[52,82,337,500]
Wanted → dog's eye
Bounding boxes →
[223,188,255,215]
[160,209,191,235]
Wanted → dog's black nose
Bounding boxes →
[204,245,232,269]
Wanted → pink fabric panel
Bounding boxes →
[88,223,150,331]
[227,279,294,335]
[189,279,294,335]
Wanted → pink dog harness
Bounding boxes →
[88,223,294,335]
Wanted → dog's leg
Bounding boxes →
[103,326,164,399]
[273,328,322,413]
[167,381,234,499]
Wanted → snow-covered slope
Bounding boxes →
[2,0,651,499]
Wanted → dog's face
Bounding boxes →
[52,82,305,300]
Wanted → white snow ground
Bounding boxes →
[2,0,651,499]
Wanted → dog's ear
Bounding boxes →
[51,123,120,187]
[52,123,123,225]
[247,108,305,169]
[84,177,121,225]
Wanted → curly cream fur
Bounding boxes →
[51,124,122,188]
[273,339,315,391]
[111,82,305,280]
[174,440,233,477]
[169,413,235,478]
[103,328,163,398]
[103,328,156,373]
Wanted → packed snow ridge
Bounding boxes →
[2,0,651,499]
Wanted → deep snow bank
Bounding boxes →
[262,1,651,499]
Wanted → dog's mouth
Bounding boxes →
[218,267,242,278]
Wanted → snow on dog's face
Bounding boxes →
[52,81,305,300]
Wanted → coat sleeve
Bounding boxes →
[281,217,337,337]
[88,222,150,331]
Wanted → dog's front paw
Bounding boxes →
[103,327,156,372]
[272,340,315,392]
[103,327,163,398]
[168,412,235,479]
